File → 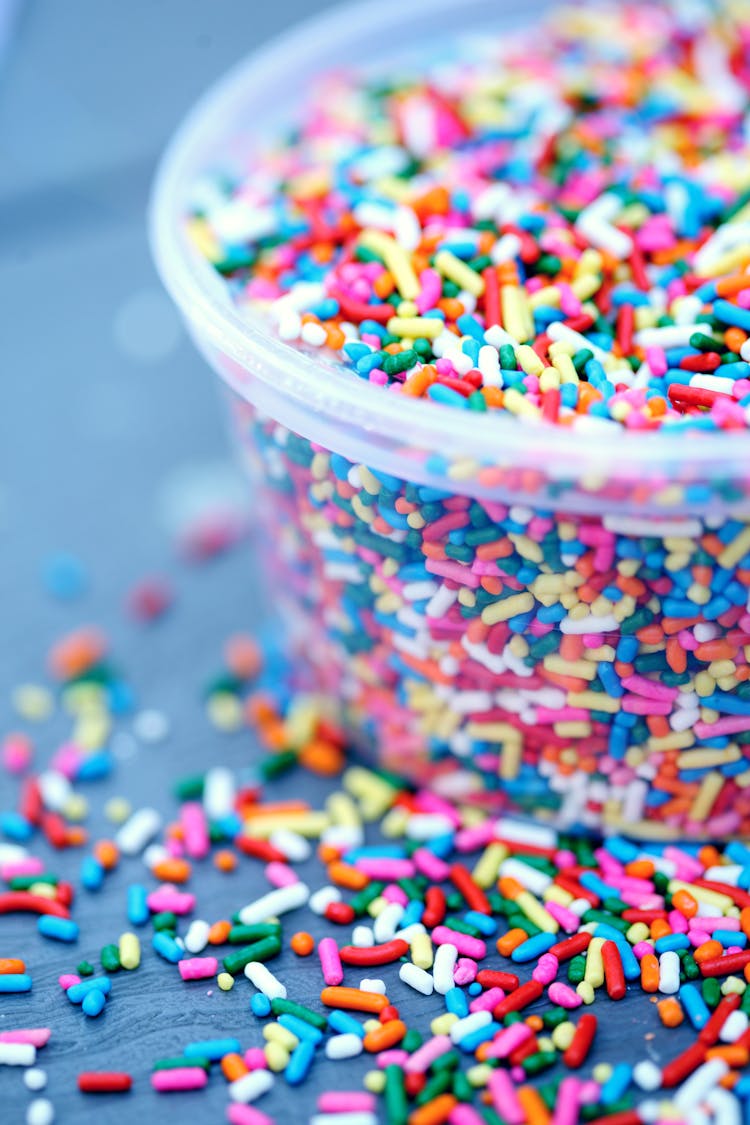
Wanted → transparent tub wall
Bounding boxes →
[217,377,750,841]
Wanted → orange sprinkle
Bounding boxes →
[208,919,232,945]
[658,998,684,1028]
[290,931,315,957]
[625,859,655,880]
[497,928,528,957]
[517,1085,552,1125]
[0,959,25,975]
[672,889,699,919]
[327,862,369,891]
[213,850,237,873]
[48,627,107,681]
[152,858,192,884]
[93,839,119,871]
[223,634,262,680]
[363,1019,407,1053]
[298,739,344,776]
[641,953,660,992]
[707,1045,750,1067]
[320,986,389,1013]
[497,876,524,901]
[220,1053,248,1082]
[694,940,724,964]
[408,1094,458,1125]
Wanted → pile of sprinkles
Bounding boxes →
[7,569,750,1125]
[177,0,750,836]
[188,0,750,432]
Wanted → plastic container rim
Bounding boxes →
[149,0,750,476]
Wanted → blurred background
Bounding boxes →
[0,0,340,610]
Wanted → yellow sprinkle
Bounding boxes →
[217,972,234,991]
[567,692,621,714]
[386,316,443,339]
[411,931,434,971]
[364,1070,386,1094]
[466,721,520,743]
[325,792,361,828]
[263,1023,299,1052]
[626,923,650,945]
[359,230,420,299]
[516,344,545,377]
[434,250,485,297]
[186,217,222,263]
[584,937,605,988]
[264,1041,290,1072]
[543,885,574,908]
[554,722,592,739]
[689,771,724,823]
[241,812,330,839]
[481,591,535,626]
[500,286,529,342]
[431,1013,458,1036]
[721,976,746,996]
[472,842,508,889]
[543,655,597,681]
[119,932,141,971]
[466,1065,494,1088]
[104,797,131,825]
[29,883,57,900]
[552,1022,576,1051]
[13,685,54,722]
[516,891,559,934]
[206,692,244,732]
[677,747,741,770]
[697,244,750,278]
[500,739,523,782]
[576,981,595,1005]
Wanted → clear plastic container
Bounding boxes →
[151,0,750,838]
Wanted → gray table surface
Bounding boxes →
[0,2,699,1122]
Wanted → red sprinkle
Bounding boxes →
[77,1072,133,1093]
[339,939,409,966]
[563,1013,597,1068]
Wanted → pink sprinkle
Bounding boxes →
[483,1022,532,1060]
[470,987,505,1013]
[453,957,478,986]
[318,937,344,987]
[547,982,582,1009]
[377,1049,409,1068]
[243,1048,267,1071]
[264,862,298,888]
[146,886,196,915]
[152,1067,208,1092]
[532,952,559,984]
[412,848,452,881]
[178,957,218,981]
[632,941,655,959]
[382,885,409,906]
[2,733,33,774]
[317,1093,377,1113]
[181,802,210,859]
[226,1106,274,1125]
[405,1035,453,1074]
[0,1028,51,1046]
[431,926,486,960]
[59,974,80,990]
[545,901,582,934]
[449,1106,486,1125]
[488,1068,525,1124]
[353,858,415,880]
[1,859,45,880]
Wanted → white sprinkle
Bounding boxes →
[0,1043,36,1066]
[405,814,456,840]
[26,1099,54,1125]
[238,882,310,925]
[490,232,523,265]
[560,613,619,636]
[116,807,162,856]
[359,978,386,994]
[184,919,210,955]
[268,829,311,863]
[399,962,434,996]
[244,961,287,1000]
[689,374,736,395]
[311,1115,377,1125]
[500,858,552,896]
[705,1087,742,1125]
[633,1060,662,1091]
[633,324,713,349]
[352,925,375,947]
[674,1058,729,1110]
[229,1069,274,1103]
[720,1010,749,1043]
[325,1034,363,1060]
[37,771,72,813]
[603,514,703,538]
[24,1068,47,1092]
[309,886,341,915]
[132,709,170,743]
[433,942,458,995]
[478,344,502,387]
[301,321,327,347]
[658,950,680,994]
[373,902,404,943]
[203,767,235,821]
